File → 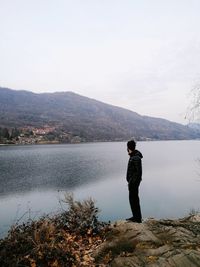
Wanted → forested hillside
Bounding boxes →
[0,87,199,142]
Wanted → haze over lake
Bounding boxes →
[0,141,200,238]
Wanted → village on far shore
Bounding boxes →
[0,125,84,145]
[0,125,155,145]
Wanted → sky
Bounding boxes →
[1,0,200,124]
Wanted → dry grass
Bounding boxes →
[0,194,110,267]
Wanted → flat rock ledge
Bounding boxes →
[93,214,200,267]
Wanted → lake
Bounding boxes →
[0,141,200,238]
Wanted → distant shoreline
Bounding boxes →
[0,138,199,147]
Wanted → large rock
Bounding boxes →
[93,215,200,266]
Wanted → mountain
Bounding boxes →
[188,122,200,131]
[0,87,199,141]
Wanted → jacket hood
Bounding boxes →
[131,149,143,159]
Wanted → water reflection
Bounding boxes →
[0,143,126,197]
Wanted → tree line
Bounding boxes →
[0,127,33,142]
[0,127,19,140]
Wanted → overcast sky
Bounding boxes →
[1,0,200,124]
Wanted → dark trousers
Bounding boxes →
[129,181,142,221]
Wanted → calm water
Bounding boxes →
[0,141,200,238]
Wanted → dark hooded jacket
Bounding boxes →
[126,150,143,187]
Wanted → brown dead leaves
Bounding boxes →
[0,196,111,266]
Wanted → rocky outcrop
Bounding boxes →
[93,215,200,266]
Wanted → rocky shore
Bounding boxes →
[1,203,199,266]
[94,214,200,267]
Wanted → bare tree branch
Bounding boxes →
[186,84,200,122]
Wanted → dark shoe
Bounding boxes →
[132,219,142,223]
[126,217,142,223]
[126,217,134,221]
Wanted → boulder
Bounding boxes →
[93,215,200,266]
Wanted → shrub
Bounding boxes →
[58,193,107,235]
[0,194,110,267]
